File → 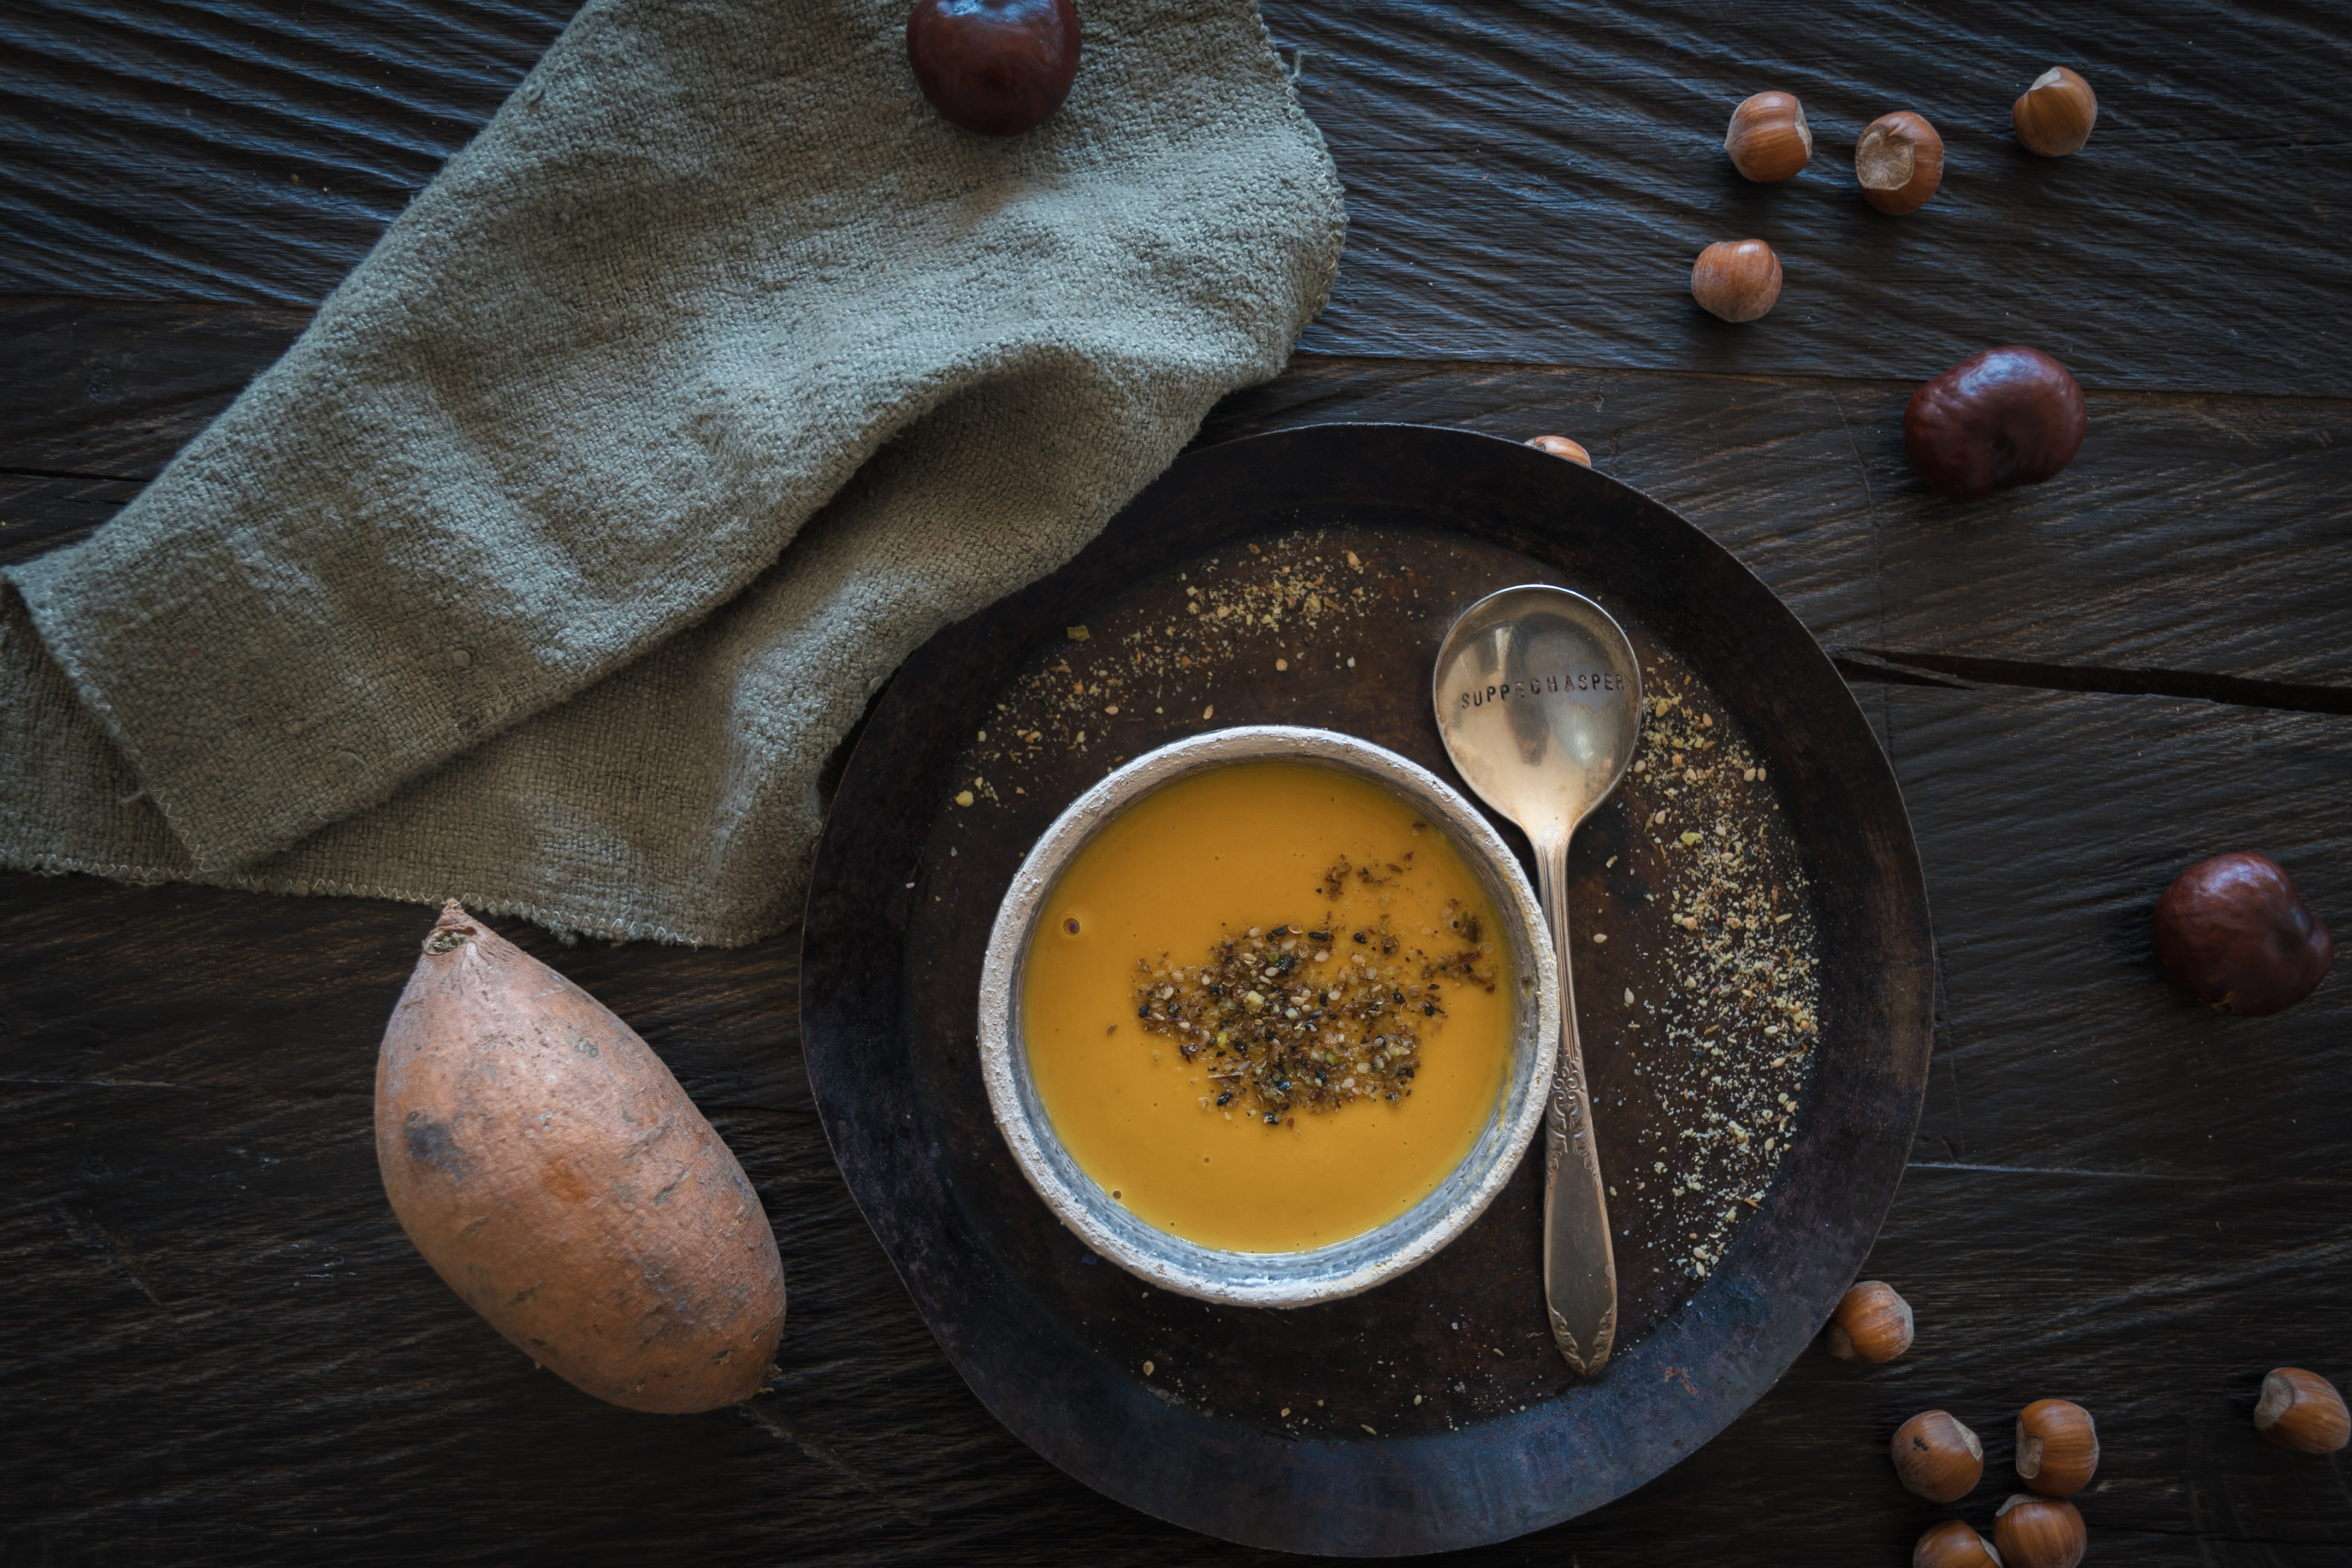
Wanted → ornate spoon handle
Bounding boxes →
[1536,837,1616,1377]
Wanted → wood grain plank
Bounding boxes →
[0,296,312,477]
[0,471,144,568]
[1200,354,2352,688]
[5,2,2349,394]
[1594,1163,2352,1566]
[1885,687,2352,1179]
[0,0,569,300]
[0,296,308,564]
[1274,0,2352,395]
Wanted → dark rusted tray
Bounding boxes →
[799,424,1932,1555]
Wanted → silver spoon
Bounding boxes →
[1432,585,1643,1377]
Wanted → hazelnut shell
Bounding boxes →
[2014,68,2097,157]
[907,0,1081,137]
[1993,1494,2086,1568]
[1691,239,1782,323]
[1856,110,1944,215]
[2256,1367,2351,1453]
[1725,91,1812,182]
[1828,1279,1914,1362]
[2153,853,2334,1015]
[2016,1398,2099,1496]
[1892,1409,1984,1503]
[1913,1520,2004,1568]
[1903,346,2086,500]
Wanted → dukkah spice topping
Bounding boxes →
[1132,896,1496,1125]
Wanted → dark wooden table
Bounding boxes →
[5,3,2348,1561]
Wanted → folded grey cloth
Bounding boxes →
[1,0,1343,944]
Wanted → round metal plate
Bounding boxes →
[799,424,1933,1556]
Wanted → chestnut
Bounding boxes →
[2255,1367,2351,1453]
[1856,110,1944,214]
[1993,1494,2086,1568]
[1913,1520,2003,1568]
[1903,346,2086,500]
[2153,853,2335,1015]
[1827,1279,1914,1362]
[906,0,1080,137]
[1891,1409,1984,1503]
[2016,1398,2099,1496]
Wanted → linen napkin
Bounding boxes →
[0,0,1344,944]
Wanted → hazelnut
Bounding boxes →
[906,0,1080,137]
[2255,1367,2351,1453]
[1891,1409,1984,1503]
[1691,239,1782,323]
[1993,1494,2086,1568]
[1913,1520,2004,1568]
[2153,853,2335,1015]
[1827,1279,1914,1362]
[1855,110,1945,215]
[1903,346,2086,500]
[1526,435,1592,466]
[2014,68,2097,157]
[2015,1399,2099,1496]
[1724,91,1812,182]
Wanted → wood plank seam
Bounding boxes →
[1837,647,2352,715]
[1278,353,2352,408]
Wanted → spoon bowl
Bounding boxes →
[1436,588,1645,840]
[1433,584,1643,1375]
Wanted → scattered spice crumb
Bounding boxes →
[1618,668,1821,1279]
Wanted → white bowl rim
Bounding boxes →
[975,725,1560,1308]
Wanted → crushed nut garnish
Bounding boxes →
[1133,907,1495,1124]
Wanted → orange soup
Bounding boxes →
[1021,761,1513,1253]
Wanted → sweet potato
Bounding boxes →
[375,902,784,1412]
